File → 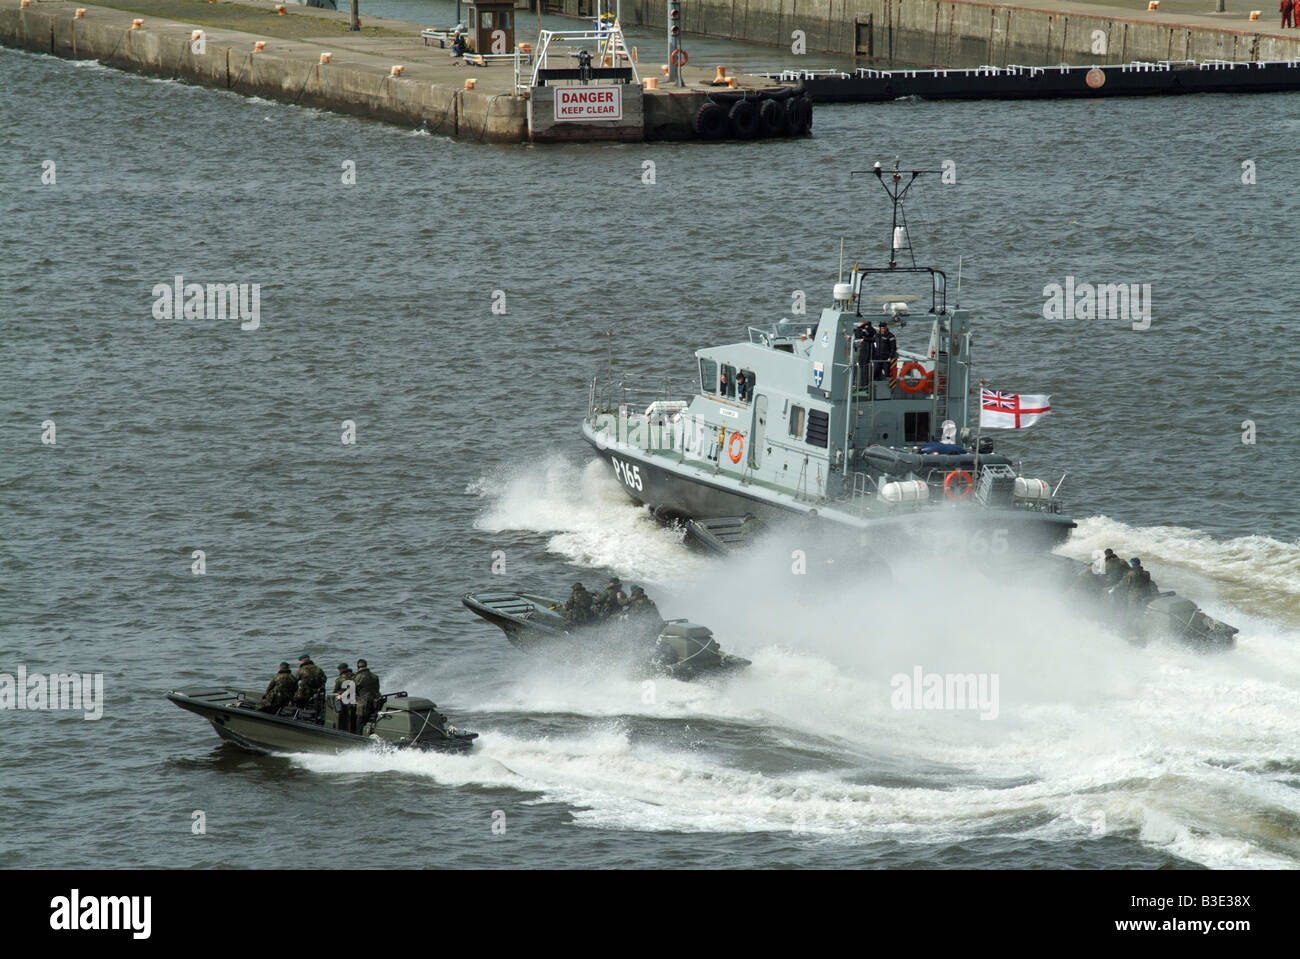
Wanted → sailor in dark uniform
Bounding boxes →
[875,322,897,380]
[854,320,876,388]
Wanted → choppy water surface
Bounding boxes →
[1,40,1298,869]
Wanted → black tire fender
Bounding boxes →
[758,97,787,137]
[692,101,728,139]
[728,99,760,138]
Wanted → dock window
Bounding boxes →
[789,405,805,439]
[700,359,717,395]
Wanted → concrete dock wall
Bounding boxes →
[0,1,528,141]
[616,0,1300,66]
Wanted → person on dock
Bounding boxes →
[1283,0,1294,29]
[451,32,468,57]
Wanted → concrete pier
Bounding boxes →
[611,0,1300,66]
[0,0,802,142]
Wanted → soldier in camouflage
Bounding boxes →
[560,582,595,626]
[293,654,327,707]
[593,577,626,620]
[334,662,356,733]
[259,662,298,713]
[353,658,380,731]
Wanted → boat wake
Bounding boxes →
[469,455,710,585]
[450,479,1300,865]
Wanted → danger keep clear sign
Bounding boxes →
[554,86,624,121]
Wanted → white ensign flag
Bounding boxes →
[980,389,1051,429]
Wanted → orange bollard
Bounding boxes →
[1146,0,1158,9]
[276,4,286,14]
[131,18,143,28]
[661,63,669,76]
[714,65,727,82]
[465,77,477,89]
[726,77,737,88]
[319,52,332,63]
[253,40,266,51]
[644,76,659,89]
[75,8,86,17]
[1248,9,1260,17]
[390,64,404,76]
[20,0,30,8]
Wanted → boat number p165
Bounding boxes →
[612,457,643,491]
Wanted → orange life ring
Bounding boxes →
[670,48,688,66]
[898,361,930,394]
[727,431,744,464]
[944,469,974,499]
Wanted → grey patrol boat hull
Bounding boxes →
[167,687,478,755]
[583,421,1074,553]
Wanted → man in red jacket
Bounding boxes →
[1283,0,1294,30]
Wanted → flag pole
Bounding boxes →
[974,378,985,475]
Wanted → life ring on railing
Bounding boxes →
[898,362,930,394]
[727,431,744,464]
[944,469,974,499]
[670,48,688,67]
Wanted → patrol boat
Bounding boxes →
[462,590,752,678]
[582,161,1075,553]
[166,686,478,755]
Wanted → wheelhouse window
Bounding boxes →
[806,408,829,448]
[736,369,755,403]
[904,410,930,444]
[700,359,718,395]
[719,364,737,398]
[789,405,806,439]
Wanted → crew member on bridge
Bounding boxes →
[736,372,749,402]
[875,322,897,380]
[854,320,876,387]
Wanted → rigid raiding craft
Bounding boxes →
[167,686,478,754]
[583,160,1076,554]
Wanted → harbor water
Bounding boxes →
[2,31,1299,869]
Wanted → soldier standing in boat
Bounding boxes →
[560,582,595,625]
[594,576,626,619]
[624,586,662,632]
[293,654,327,708]
[334,662,356,733]
[259,662,297,713]
[353,658,380,731]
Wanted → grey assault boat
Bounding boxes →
[582,160,1075,554]
[1059,561,1239,651]
[167,686,478,754]
[462,590,752,678]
